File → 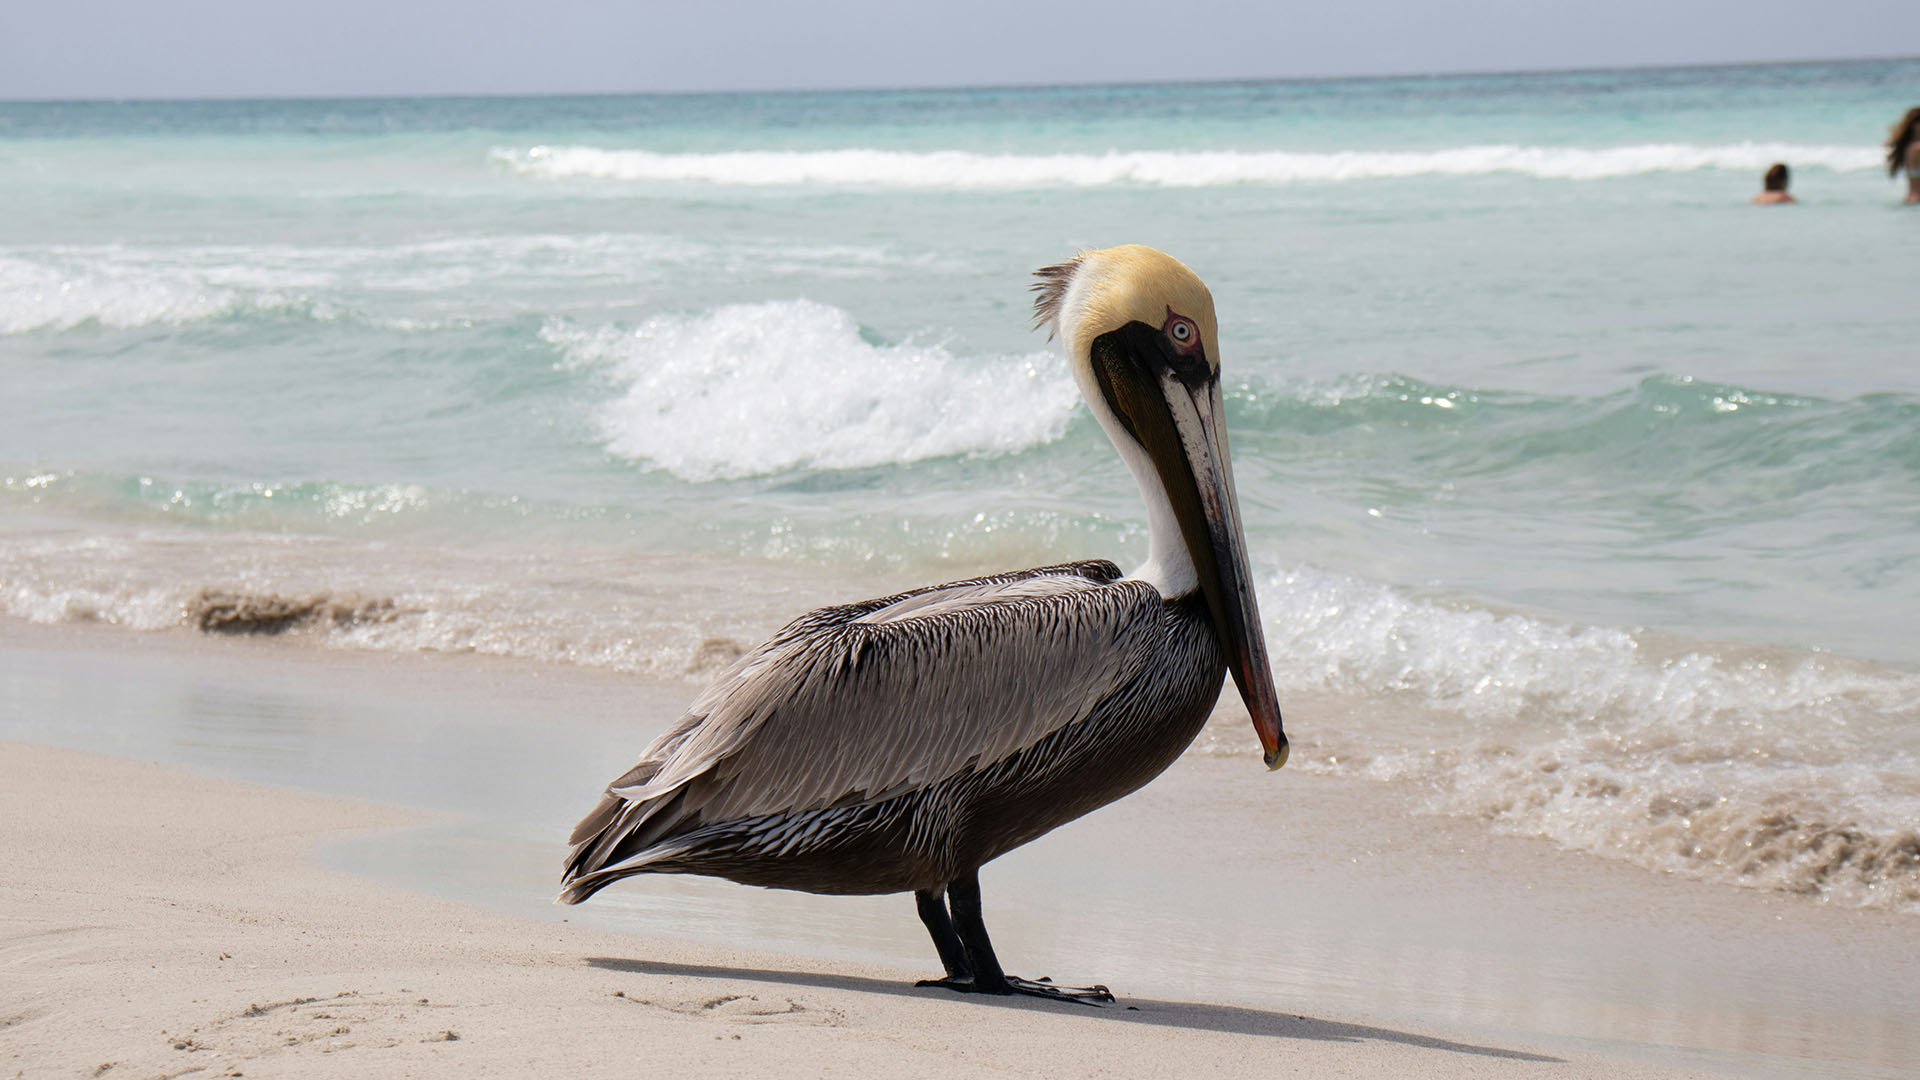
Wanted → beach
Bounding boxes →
[0,735,1629,1080]
[3,618,1915,1078]
[5,60,1920,1078]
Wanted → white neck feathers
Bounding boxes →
[1055,265,1198,601]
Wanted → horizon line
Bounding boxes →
[3,53,1917,108]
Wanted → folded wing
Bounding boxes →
[563,560,1160,893]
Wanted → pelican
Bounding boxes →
[561,245,1287,1004]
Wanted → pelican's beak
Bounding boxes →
[1093,324,1288,768]
[1164,371,1289,769]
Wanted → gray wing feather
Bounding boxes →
[569,561,1156,874]
[628,568,1148,817]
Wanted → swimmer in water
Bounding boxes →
[1751,163,1795,205]
[1888,107,1920,204]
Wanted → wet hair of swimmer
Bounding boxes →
[1888,107,1920,177]
[1763,163,1790,192]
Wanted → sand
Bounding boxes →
[0,739,1689,1080]
[1,621,1914,1078]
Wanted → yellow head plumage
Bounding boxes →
[1032,245,1220,374]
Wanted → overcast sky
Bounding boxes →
[3,0,1917,100]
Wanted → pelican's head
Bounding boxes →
[1033,246,1287,770]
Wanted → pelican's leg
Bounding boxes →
[921,871,1114,1006]
[912,886,976,986]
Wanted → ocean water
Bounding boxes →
[3,60,1918,913]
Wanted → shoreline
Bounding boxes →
[2,618,1916,1076]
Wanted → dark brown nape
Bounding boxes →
[1763,163,1790,192]
[1887,107,1920,177]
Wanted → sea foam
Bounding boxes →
[492,142,1885,187]
[1214,563,1920,911]
[0,237,926,335]
[0,517,852,681]
[545,300,1080,481]
[0,252,327,334]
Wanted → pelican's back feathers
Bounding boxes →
[560,559,1164,901]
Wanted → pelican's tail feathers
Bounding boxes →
[556,829,704,905]
[559,781,701,902]
[555,870,616,906]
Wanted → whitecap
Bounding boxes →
[491,142,1887,188]
[545,300,1080,481]
[0,237,928,335]
[0,253,289,334]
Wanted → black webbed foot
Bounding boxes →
[915,973,1113,1006]
[1004,975,1114,1005]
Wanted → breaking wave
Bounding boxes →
[0,525,811,680]
[0,237,928,335]
[1198,563,1920,912]
[491,142,1884,188]
[546,300,1080,481]
[0,252,335,334]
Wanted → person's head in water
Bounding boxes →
[1752,162,1796,204]
[1889,107,1920,203]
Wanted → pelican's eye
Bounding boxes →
[1164,312,1201,355]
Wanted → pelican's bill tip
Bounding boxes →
[1264,738,1290,771]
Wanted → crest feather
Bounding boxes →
[1030,256,1083,339]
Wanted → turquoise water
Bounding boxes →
[3,60,1918,911]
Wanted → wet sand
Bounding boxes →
[1,619,1915,1077]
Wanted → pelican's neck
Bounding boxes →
[1070,362,1198,601]
[1119,436,1200,600]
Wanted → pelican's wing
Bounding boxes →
[567,561,1158,868]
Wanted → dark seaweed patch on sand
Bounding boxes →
[190,589,404,635]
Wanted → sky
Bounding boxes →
[3,0,1918,100]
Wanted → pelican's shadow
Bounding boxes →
[585,956,1561,1062]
